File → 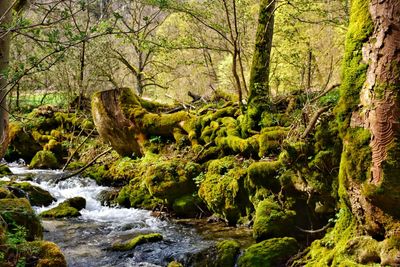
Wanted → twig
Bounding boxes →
[301,106,331,139]
[295,222,332,234]
[61,128,95,171]
[165,94,195,109]
[56,147,112,183]
[310,83,340,103]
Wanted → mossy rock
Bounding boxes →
[11,182,55,207]
[215,240,241,267]
[253,199,296,242]
[172,195,202,218]
[167,261,183,267]
[144,160,200,204]
[29,150,60,169]
[30,241,67,267]
[246,161,282,194]
[40,197,86,218]
[117,180,160,209]
[0,186,14,199]
[198,157,250,225]
[111,233,163,251]
[0,165,12,176]
[237,237,299,267]
[5,122,42,162]
[0,198,43,241]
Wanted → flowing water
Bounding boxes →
[2,164,217,267]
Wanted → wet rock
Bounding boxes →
[0,198,43,241]
[11,182,56,207]
[29,150,60,169]
[111,233,163,251]
[40,197,86,218]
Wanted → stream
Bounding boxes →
[2,164,230,267]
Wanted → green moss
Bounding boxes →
[215,135,259,157]
[82,165,108,184]
[172,195,201,218]
[258,128,287,157]
[0,198,43,241]
[238,237,299,267]
[198,157,250,225]
[144,160,200,204]
[29,150,59,169]
[0,186,14,199]
[40,197,85,218]
[246,161,282,194]
[5,122,42,162]
[12,182,55,207]
[111,233,163,251]
[117,181,160,209]
[335,0,373,133]
[253,199,296,242]
[30,241,67,267]
[0,165,12,176]
[167,261,183,267]
[215,240,241,267]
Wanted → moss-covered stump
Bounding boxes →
[11,182,55,207]
[31,241,67,267]
[214,240,241,267]
[5,122,42,162]
[253,199,296,242]
[198,157,251,225]
[29,150,60,169]
[237,237,299,267]
[111,233,163,251]
[0,198,43,241]
[40,197,86,218]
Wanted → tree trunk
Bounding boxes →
[246,0,275,131]
[338,0,400,240]
[0,0,12,157]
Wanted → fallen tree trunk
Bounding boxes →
[92,88,190,157]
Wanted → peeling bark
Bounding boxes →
[361,0,400,184]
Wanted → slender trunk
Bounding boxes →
[246,0,275,131]
[0,0,12,157]
[78,40,86,110]
[306,48,312,92]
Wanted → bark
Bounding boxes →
[246,0,275,130]
[0,0,12,157]
[340,0,400,237]
[92,88,190,158]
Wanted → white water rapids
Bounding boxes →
[2,164,213,267]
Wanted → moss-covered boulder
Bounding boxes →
[0,165,12,176]
[29,150,60,169]
[0,198,43,241]
[198,157,250,225]
[214,240,241,267]
[5,122,42,162]
[40,197,86,218]
[111,233,163,251]
[237,237,299,267]
[31,241,67,267]
[117,179,161,209]
[253,199,296,242]
[11,182,55,207]
[144,160,200,204]
[0,186,14,199]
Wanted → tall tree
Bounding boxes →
[303,0,400,265]
[246,0,275,131]
[0,0,13,157]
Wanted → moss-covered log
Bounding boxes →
[92,88,190,157]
